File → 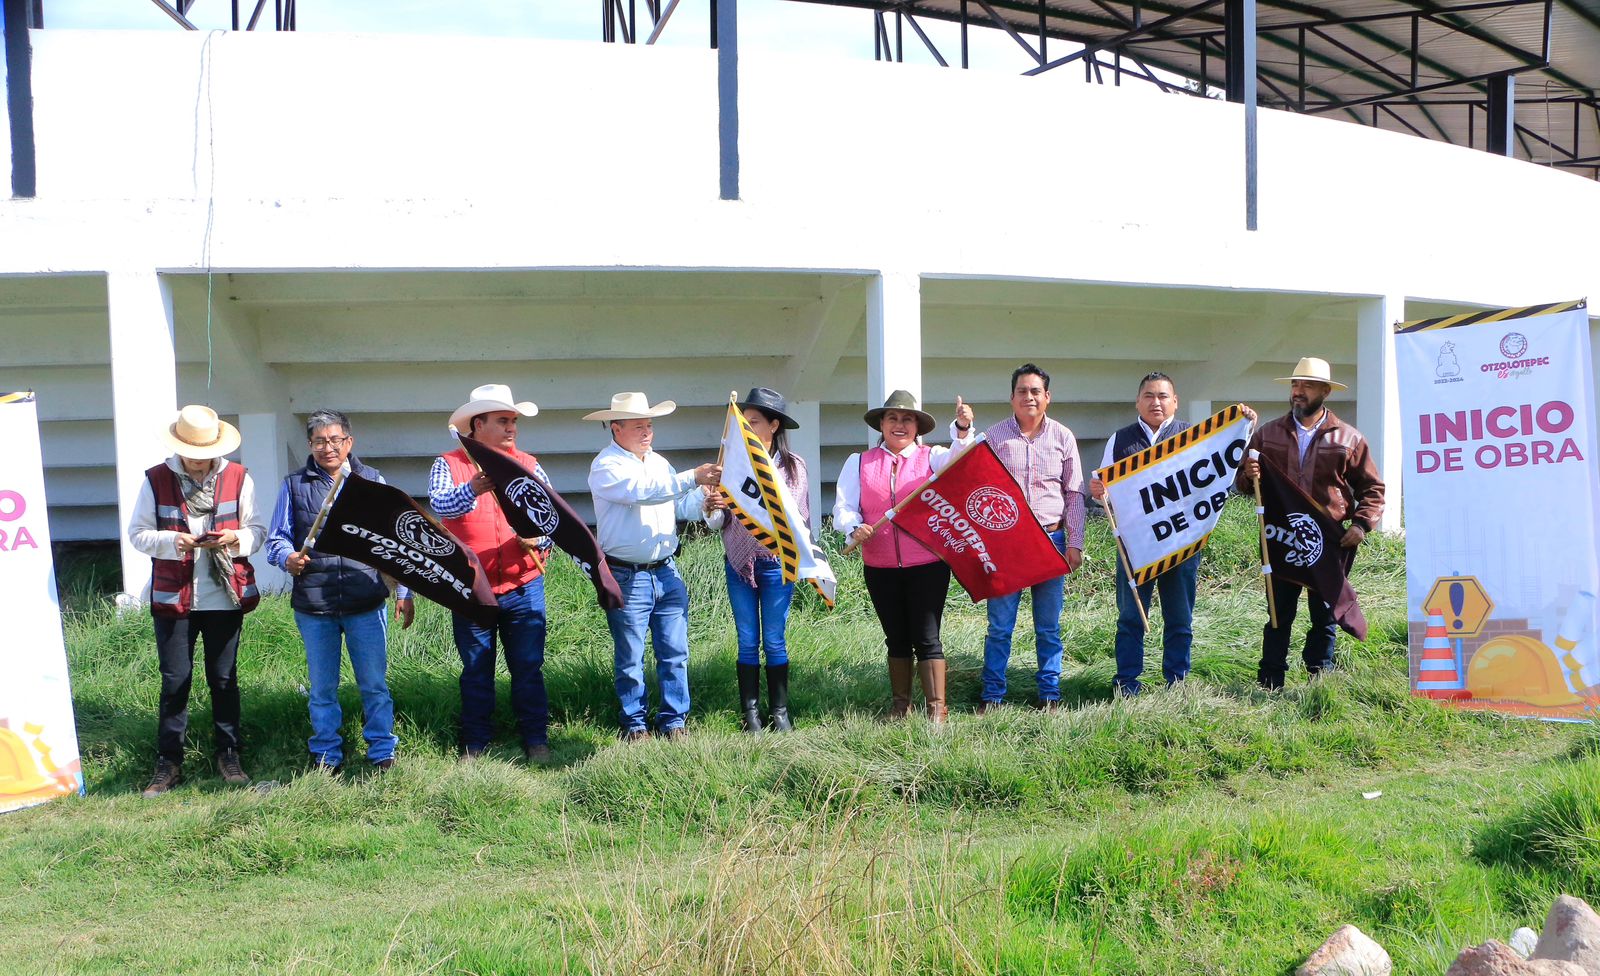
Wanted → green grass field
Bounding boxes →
[3,505,1597,975]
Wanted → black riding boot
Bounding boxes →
[766,663,792,732]
[737,663,764,734]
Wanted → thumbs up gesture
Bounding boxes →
[954,395,974,434]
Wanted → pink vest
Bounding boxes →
[859,446,939,569]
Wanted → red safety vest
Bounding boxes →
[440,448,544,595]
[145,462,260,617]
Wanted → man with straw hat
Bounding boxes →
[1236,357,1385,689]
[585,392,722,741]
[127,404,266,797]
[429,383,555,763]
[265,408,414,774]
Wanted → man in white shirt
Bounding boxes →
[126,405,266,797]
[585,392,721,741]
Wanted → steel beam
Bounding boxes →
[717,0,739,199]
[4,0,36,197]
[1486,71,1515,155]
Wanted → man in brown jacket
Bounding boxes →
[1236,357,1385,689]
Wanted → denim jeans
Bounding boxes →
[295,605,396,766]
[725,558,794,666]
[605,561,691,733]
[1112,553,1200,695]
[450,577,548,750]
[1259,579,1338,688]
[981,529,1067,702]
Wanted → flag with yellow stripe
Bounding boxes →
[1095,405,1254,584]
[717,402,837,606]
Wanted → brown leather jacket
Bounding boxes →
[1235,409,1386,531]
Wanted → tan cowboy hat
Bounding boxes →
[162,405,241,460]
[863,390,936,437]
[1275,357,1348,392]
[583,392,678,421]
[449,383,539,432]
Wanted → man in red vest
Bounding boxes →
[127,405,266,797]
[429,384,556,763]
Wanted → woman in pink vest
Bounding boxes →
[832,390,971,723]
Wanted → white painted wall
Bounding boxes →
[2,29,1598,586]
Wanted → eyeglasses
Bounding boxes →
[310,436,350,449]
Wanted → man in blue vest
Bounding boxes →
[266,409,413,773]
[1091,373,1252,695]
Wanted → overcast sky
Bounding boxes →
[9,0,1052,74]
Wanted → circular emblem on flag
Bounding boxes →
[1499,332,1528,359]
[965,486,1019,532]
[1282,513,1324,568]
[394,510,456,556]
[504,477,559,534]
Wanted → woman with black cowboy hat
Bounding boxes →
[832,390,973,723]
[703,388,810,733]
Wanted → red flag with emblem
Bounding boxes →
[886,438,1071,602]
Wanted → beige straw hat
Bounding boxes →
[161,405,241,460]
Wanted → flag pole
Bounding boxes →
[1249,448,1279,630]
[295,462,350,557]
[717,391,736,469]
[1099,490,1149,629]
[841,433,987,557]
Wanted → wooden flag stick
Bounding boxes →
[1249,449,1279,630]
[295,462,350,557]
[841,434,987,557]
[716,391,736,469]
[1099,489,1149,630]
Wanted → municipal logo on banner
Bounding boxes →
[1095,405,1252,584]
[717,402,836,606]
[0,392,86,813]
[1396,299,1599,721]
[887,438,1070,603]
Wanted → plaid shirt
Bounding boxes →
[980,415,1087,550]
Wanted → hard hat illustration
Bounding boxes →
[0,725,66,799]
[1466,636,1584,708]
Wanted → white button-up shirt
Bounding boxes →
[1097,416,1178,469]
[831,442,960,536]
[588,440,706,564]
[127,455,265,609]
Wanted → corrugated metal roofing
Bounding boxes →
[802,0,1600,174]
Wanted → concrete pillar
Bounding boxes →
[1184,399,1215,424]
[238,412,288,594]
[786,399,822,541]
[1356,293,1404,532]
[865,271,921,447]
[107,271,177,602]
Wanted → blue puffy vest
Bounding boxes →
[286,456,392,615]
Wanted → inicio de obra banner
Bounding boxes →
[0,393,85,813]
[1395,300,1599,722]
[1096,405,1253,584]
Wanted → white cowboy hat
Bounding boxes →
[449,383,539,432]
[1275,357,1348,392]
[161,404,242,460]
[582,392,678,421]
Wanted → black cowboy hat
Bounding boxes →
[736,387,799,429]
[862,389,936,437]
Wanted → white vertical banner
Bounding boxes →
[1394,301,1599,722]
[0,393,86,812]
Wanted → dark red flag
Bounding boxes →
[455,432,624,611]
[887,440,1071,602]
[1257,453,1369,640]
[313,472,499,627]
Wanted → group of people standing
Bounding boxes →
[125,357,1383,797]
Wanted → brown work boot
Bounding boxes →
[887,657,915,720]
[216,749,249,786]
[141,759,183,798]
[918,659,948,724]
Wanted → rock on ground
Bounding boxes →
[1446,940,1588,976]
[1297,924,1392,976]
[1532,895,1600,974]
[1511,928,1541,959]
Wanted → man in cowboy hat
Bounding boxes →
[265,408,414,774]
[950,363,1086,712]
[127,404,266,797]
[1236,357,1385,689]
[429,383,557,762]
[585,392,722,740]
